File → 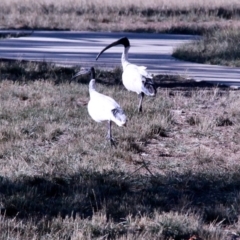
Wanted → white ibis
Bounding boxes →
[72,67,127,146]
[96,37,156,112]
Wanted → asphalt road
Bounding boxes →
[0,30,240,88]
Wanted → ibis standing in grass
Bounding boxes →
[96,37,157,112]
[72,67,127,146]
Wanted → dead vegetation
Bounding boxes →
[0,61,240,239]
[1,0,240,34]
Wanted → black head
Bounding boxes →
[89,67,95,79]
[96,37,130,60]
[118,37,130,48]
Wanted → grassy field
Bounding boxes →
[0,0,240,34]
[1,1,240,239]
[0,61,240,239]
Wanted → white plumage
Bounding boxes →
[72,67,127,146]
[96,37,156,112]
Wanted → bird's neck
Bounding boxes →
[121,47,130,70]
[89,88,97,99]
[89,79,96,93]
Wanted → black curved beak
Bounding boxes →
[72,67,95,80]
[71,68,90,80]
[96,37,130,61]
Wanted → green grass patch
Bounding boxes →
[173,28,240,67]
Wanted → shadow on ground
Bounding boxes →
[0,60,232,91]
[153,74,229,90]
[1,167,240,225]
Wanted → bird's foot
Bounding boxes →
[110,138,117,148]
[138,106,142,113]
[106,135,117,148]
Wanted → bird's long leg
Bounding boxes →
[107,121,116,147]
[138,92,144,113]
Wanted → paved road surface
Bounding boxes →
[0,30,240,88]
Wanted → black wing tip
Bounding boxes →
[112,107,123,117]
[144,80,157,95]
[112,108,119,117]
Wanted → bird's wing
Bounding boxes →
[88,92,120,122]
[137,66,153,79]
[136,67,156,96]
[94,93,122,114]
[96,94,126,126]
[111,107,127,126]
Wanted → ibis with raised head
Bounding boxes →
[96,37,157,112]
[72,67,127,146]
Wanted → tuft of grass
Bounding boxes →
[173,28,240,67]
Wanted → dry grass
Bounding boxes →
[0,61,240,239]
[173,28,240,67]
[1,1,240,238]
[1,0,240,33]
